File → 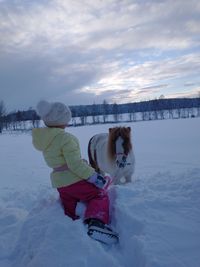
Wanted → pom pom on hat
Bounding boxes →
[36,100,71,126]
[36,100,52,117]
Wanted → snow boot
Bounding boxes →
[87,219,119,245]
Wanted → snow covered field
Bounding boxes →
[0,118,200,267]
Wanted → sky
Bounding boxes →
[0,0,200,112]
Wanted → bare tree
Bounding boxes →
[92,102,97,124]
[0,100,6,133]
[112,102,119,122]
[102,99,109,123]
[197,91,200,117]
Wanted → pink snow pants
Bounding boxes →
[57,180,110,224]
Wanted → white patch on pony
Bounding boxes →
[116,136,124,154]
[115,136,127,169]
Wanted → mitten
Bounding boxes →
[87,172,107,189]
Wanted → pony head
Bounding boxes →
[108,127,132,167]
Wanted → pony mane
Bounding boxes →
[107,127,132,160]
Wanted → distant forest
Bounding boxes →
[69,97,200,117]
[0,97,200,132]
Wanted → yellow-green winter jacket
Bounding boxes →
[32,127,94,188]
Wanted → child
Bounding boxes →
[32,100,118,244]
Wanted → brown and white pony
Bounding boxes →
[88,127,135,185]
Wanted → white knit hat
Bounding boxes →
[36,100,71,126]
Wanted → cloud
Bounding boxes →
[166,87,200,99]
[0,0,200,111]
[141,84,169,90]
[80,53,200,101]
[1,0,199,53]
[184,82,196,87]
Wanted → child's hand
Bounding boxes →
[87,173,107,189]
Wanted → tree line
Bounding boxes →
[0,97,200,132]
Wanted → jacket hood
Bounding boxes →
[32,128,64,151]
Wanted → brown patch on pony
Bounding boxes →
[88,137,101,173]
[108,127,132,160]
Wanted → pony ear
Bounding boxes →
[127,127,131,132]
[109,128,112,133]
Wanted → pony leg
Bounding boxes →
[124,175,132,183]
[113,175,122,185]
